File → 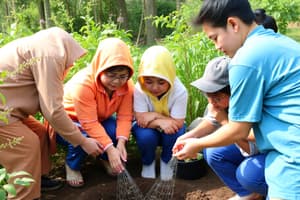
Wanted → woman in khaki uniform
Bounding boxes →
[0,27,102,200]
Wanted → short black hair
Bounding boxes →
[205,85,231,96]
[194,0,255,28]
[254,9,278,32]
[218,85,231,95]
[106,65,131,74]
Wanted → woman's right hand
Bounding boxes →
[81,138,103,157]
[172,135,185,153]
[136,112,157,128]
[107,146,125,174]
[172,138,202,160]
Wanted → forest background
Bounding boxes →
[0,0,299,197]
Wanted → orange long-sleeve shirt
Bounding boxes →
[63,38,134,150]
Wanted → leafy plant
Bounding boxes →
[0,23,33,47]
[250,0,300,34]
[184,152,204,162]
[0,167,34,199]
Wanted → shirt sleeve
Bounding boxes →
[229,65,264,122]
[70,82,111,149]
[32,57,85,146]
[169,88,188,119]
[115,83,134,140]
[134,84,150,112]
[169,79,188,119]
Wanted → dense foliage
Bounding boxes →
[250,0,300,33]
[0,1,299,198]
[0,0,299,123]
[0,167,34,199]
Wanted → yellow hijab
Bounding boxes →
[138,46,176,116]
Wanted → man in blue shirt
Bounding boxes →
[173,0,300,199]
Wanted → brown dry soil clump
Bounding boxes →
[43,150,234,200]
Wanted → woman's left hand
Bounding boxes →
[116,138,127,162]
[158,119,178,134]
[173,138,202,160]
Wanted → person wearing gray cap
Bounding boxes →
[173,56,266,200]
[174,0,300,199]
[190,56,230,93]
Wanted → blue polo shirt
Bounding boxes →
[228,25,300,199]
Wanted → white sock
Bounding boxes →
[141,160,156,179]
[160,159,173,181]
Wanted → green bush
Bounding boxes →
[286,26,300,42]
[250,0,300,33]
[156,0,177,37]
[0,167,34,199]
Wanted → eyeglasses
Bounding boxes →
[104,72,129,82]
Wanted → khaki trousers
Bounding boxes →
[0,116,51,200]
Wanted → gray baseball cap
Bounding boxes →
[191,56,230,93]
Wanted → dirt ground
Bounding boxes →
[42,149,234,200]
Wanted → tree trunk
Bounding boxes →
[144,0,157,45]
[92,0,102,24]
[116,0,129,30]
[44,0,54,28]
[9,0,16,14]
[64,0,71,17]
[37,0,46,29]
[2,0,16,31]
[176,0,182,10]
[4,1,10,25]
[105,0,118,20]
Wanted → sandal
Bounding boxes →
[65,164,84,188]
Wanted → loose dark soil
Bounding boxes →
[42,149,234,200]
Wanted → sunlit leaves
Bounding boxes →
[0,167,34,199]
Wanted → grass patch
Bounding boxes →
[286,27,300,42]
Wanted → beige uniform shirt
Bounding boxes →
[0,27,86,146]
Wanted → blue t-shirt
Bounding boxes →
[228,25,300,198]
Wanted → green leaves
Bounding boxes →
[11,172,35,187]
[250,0,300,34]
[0,168,9,185]
[0,189,7,199]
[8,171,31,178]
[3,184,16,197]
[0,168,17,198]
[184,153,203,162]
[0,167,34,199]
[14,177,35,187]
